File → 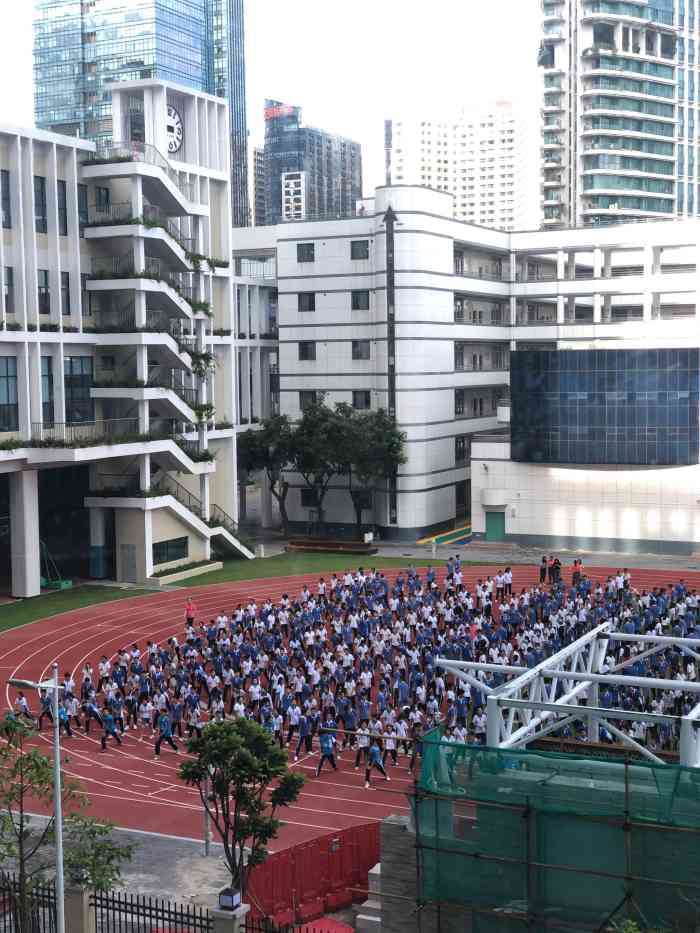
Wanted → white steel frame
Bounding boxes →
[437,623,700,767]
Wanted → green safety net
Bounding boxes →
[415,730,700,931]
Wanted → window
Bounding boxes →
[300,488,318,508]
[61,272,70,315]
[352,340,370,360]
[57,180,68,236]
[455,435,469,465]
[95,186,110,213]
[3,268,13,315]
[0,358,18,432]
[64,356,94,423]
[298,341,316,361]
[351,240,369,260]
[38,270,50,315]
[41,356,54,426]
[298,292,316,312]
[455,388,465,416]
[77,184,88,229]
[81,273,91,316]
[352,390,371,410]
[351,290,370,311]
[34,176,47,234]
[152,536,188,565]
[1,170,10,229]
[299,390,317,409]
[297,242,315,263]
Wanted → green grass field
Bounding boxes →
[172,552,445,586]
[0,552,446,632]
[0,586,155,634]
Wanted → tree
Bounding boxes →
[63,816,134,892]
[341,407,406,537]
[238,415,295,535]
[293,398,347,530]
[180,718,304,896]
[0,715,85,931]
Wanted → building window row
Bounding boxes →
[297,339,372,361]
[2,172,73,236]
[297,290,371,312]
[297,239,370,264]
[455,388,501,420]
[298,389,371,411]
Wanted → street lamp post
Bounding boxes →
[8,664,65,933]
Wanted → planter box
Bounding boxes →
[149,561,222,586]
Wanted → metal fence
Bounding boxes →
[0,874,56,933]
[92,890,212,933]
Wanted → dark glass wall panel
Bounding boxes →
[510,348,700,466]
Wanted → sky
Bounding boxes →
[0,0,542,191]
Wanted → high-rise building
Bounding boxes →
[205,0,249,227]
[386,102,540,231]
[33,0,250,225]
[252,146,266,226]
[262,100,362,225]
[538,0,679,226]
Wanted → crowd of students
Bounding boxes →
[12,556,700,782]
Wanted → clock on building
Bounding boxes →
[166,105,183,154]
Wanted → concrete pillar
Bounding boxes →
[251,348,262,420]
[28,342,42,428]
[238,481,247,521]
[130,176,143,220]
[10,470,41,598]
[556,249,565,280]
[133,236,145,274]
[139,452,151,491]
[556,295,565,325]
[240,352,251,422]
[211,905,250,933]
[65,887,95,933]
[566,250,576,280]
[566,295,576,323]
[200,473,211,521]
[593,247,603,278]
[509,251,517,283]
[134,291,147,329]
[593,293,602,324]
[509,295,517,326]
[136,346,149,433]
[260,351,271,419]
[89,506,108,579]
[603,248,612,278]
[643,292,653,322]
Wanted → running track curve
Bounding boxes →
[1,561,698,853]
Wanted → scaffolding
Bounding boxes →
[437,623,700,767]
[414,733,700,932]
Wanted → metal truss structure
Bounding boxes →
[437,622,700,767]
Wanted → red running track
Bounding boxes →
[1,561,699,852]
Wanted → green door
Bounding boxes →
[485,510,505,541]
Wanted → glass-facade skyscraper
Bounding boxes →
[261,100,363,225]
[538,0,686,226]
[34,0,249,225]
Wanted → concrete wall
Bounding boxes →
[151,507,207,571]
[115,509,149,583]
[380,815,471,933]
[471,439,700,554]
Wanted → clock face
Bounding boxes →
[166,105,183,154]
